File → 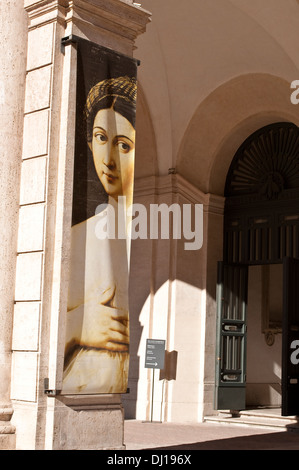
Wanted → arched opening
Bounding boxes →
[215,122,299,416]
[176,73,299,196]
[224,122,299,266]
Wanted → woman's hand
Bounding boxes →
[66,285,129,353]
[81,301,129,352]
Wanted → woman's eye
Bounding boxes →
[117,141,132,153]
[94,132,107,144]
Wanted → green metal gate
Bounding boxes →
[215,262,248,410]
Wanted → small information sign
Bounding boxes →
[145,339,166,370]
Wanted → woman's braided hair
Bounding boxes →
[84,76,137,143]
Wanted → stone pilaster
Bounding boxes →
[10,0,150,450]
[0,0,28,450]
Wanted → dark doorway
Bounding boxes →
[215,123,299,416]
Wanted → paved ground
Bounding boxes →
[124,419,299,450]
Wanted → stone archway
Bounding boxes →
[176,73,299,197]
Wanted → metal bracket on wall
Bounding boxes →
[61,34,80,54]
[44,378,60,397]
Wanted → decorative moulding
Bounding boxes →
[133,173,225,213]
[25,0,151,38]
[24,0,69,28]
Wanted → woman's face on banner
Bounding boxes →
[91,107,135,200]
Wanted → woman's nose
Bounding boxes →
[103,144,116,169]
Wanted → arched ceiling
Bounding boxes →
[134,0,299,180]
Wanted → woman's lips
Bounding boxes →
[103,171,118,180]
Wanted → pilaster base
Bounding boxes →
[0,408,16,450]
[0,433,16,451]
[47,394,125,450]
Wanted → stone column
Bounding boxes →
[201,193,225,419]
[10,0,150,450]
[0,0,28,450]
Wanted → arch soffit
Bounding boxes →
[176,73,299,196]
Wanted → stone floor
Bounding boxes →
[124,409,299,450]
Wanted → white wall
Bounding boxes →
[247,266,282,407]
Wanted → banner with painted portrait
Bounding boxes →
[61,38,138,394]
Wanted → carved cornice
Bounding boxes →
[67,0,151,39]
[133,174,225,214]
[25,0,151,38]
